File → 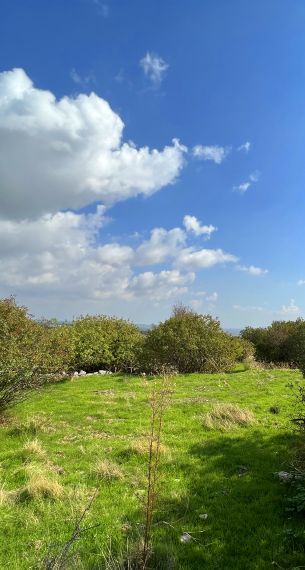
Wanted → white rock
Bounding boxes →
[180,532,192,543]
[79,370,87,376]
[99,370,107,375]
[73,371,79,377]
[275,471,292,482]
[199,513,208,520]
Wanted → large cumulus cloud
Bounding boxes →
[0,68,186,220]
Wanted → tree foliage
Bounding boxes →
[72,315,143,372]
[0,297,74,412]
[241,319,305,367]
[140,306,241,373]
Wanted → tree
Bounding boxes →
[0,297,74,412]
[72,315,143,372]
[140,306,238,373]
[241,320,304,364]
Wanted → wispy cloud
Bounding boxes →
[140,52,169,87]
[297,279,305,286]
[92,0,109,17]
[280,299,301,315]
[237,141,251,153]
[237,264,268,276]
[69,68,96,88]
[233,304,264,312]
[233,170,260,194]
[192,144,230,164]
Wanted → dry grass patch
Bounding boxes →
[94,459,124,481]
[0,485,14,506]
[18,464,64,501]
[10,414,56,436]
[22,438,46,460]
[129,438,167,456]
[201,403,255,431]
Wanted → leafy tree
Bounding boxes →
[284,320,305,375]
[241,320,305,364]
[72,315,143,372]
[0,297,73,412]
[140,306,238,373]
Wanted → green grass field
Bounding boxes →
[1,368,305,569]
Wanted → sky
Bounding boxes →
[0,0,305,328]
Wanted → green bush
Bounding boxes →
[72,315,143,372]
[241,319,305,369]
[140,306,238,373]
[0,297,74,412]
[284,320,305,376]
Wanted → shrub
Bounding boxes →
[72,315,143,372]
[241,320,305,365]
[140,306,238,373]
[0,297,74,413]
[284,320,305,376]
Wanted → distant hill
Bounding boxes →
[137,323,153,332]
[225,328,241,336]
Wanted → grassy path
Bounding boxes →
[0,369,305,569]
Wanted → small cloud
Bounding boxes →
[249,170,260,182]
[237,141,251,153]
[237,265,268,276]
[193,290,218,302]
[206,291,218,302]
[233,304,264,312]
[140,52,169,87]
[233,171,260,194]
[234,182,251,193]
[189,291,218,310]
[192,145,230,164]
[298,279,305,286]
[69,68,96,88]
[280,299,300,315]
[183,215,217,239]
[92,0,109,17]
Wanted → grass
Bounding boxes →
[0,368,305,568]
[201,402,255,430]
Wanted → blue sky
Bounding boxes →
[0,0,305,327]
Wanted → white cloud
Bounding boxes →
[69,68,96,88]
[183,215,217,238]
[135,227,186,265]
[298,279,305,286]
[0,68,185,220]
[192,145,230,164]
[237,265,268,276]
[189,291,218,311]
[140,52,169,86]
[128,270,194,300]
[280,299,301,315]
[237,141,251,153]
[233,171,260,194]
[193,290,218,302]
[233,304,264,312]
[206,291,218,302]
[0,210,239,311]
[176,248,238,270]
